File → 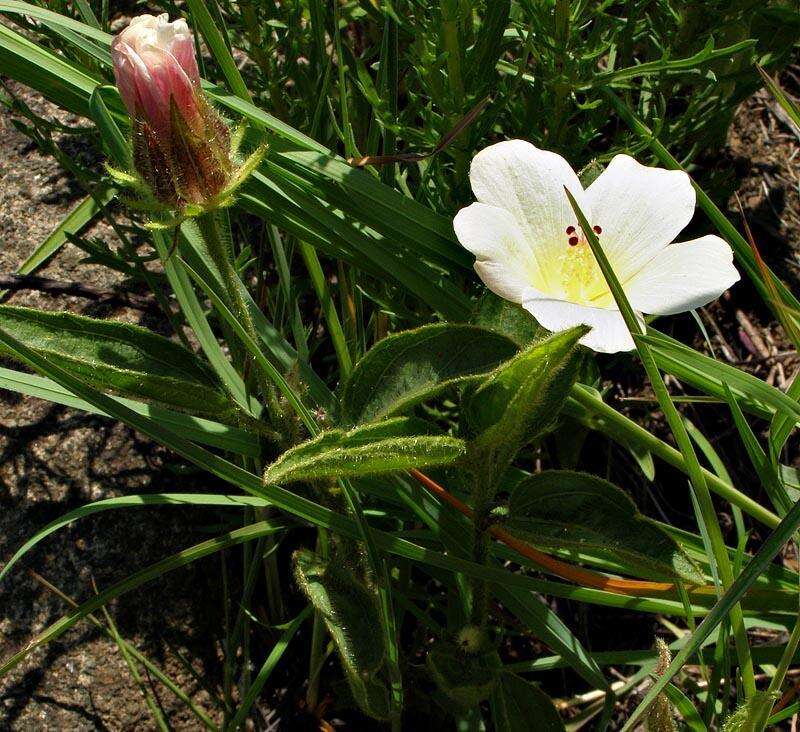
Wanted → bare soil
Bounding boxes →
[0,85,228,731]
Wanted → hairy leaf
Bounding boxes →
[426,640,500,708]
[471,291,544,348]
[464,327,587,467]
[263,417,465,485]
[293,550,390,720]
[508,471,703,583]
[0,305,229,415]
[341,323,518,425]
[492,672,565,732]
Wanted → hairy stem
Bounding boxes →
[197,212,281,422]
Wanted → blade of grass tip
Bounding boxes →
[0,520,288,678]
[73,0,99,28]
[734,192,800,461]
[664,682,708,732]
[735,192,800,348]
[2,188,113,296]
[602,88,800,325]
[623,495,800,730]
[299,240,352,378]
[227,606,312,730]
[28,570,217,730]
[769,700,800,727]
[266,224,309,366]
[89,85,131,168]
[98,590,170,731]
[758,65,800,131]
[565,187,756,699]
[184,0,249,102]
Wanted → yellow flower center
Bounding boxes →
[556,225,607,304]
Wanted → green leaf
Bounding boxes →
[89,85,130,167]
[184,0,250,102]
[508,471,703,583]
[724,386,793,517]
[663,683,707,732]
[293,550,390,720]
[0,366,257,456]
[341,323,518,425]
[464,327,587,462]
[0,21,99,118]
[0,305,229,416]
[264,417,466,485]
[426,640,499,708]
[0,493,272,584]
[466,0,510,94]
[492,672,565,732]
[470,291,545,348]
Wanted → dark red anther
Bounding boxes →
[566,225,576,235]
[568,236,579,246]
[593,225,602,235]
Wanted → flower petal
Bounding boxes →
[137,44,200,134]
[453,202,542,303]
[585,154,696,282]
[521,287,640,353]
[468,140,589,291]
[110,40,141,118]
[624,235,740,315]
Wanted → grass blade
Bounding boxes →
[622,496,800,729]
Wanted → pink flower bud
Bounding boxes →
[112,14,232,207]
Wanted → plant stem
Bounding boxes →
[197,211,281,422]
[305,528,329,712]
[467,460,497,628]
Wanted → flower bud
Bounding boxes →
[111,14,232,207]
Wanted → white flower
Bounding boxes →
[453,140,740,353]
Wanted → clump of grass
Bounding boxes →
[0,1,799,730]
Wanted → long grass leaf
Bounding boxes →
[0,366,258,456]
[0,493,274,583]
[622,496,800,729]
